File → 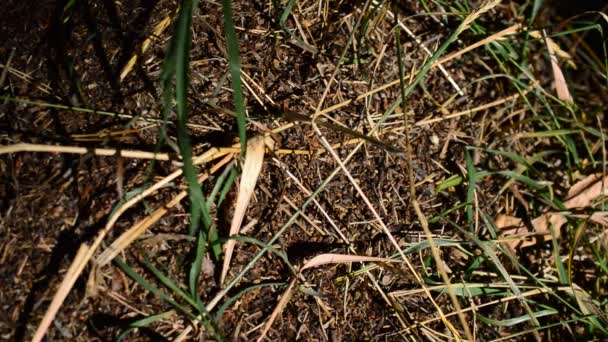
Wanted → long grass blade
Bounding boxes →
[161,0,210,240]
[114,257,196,319]
[222,0,247,152]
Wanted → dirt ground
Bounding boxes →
[1,0,607,341]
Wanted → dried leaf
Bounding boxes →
[201,256,215,278]
[220,136,267,285]
[300,253,400,271]
[497,174,608,249]
[544,30,573,103]
[85,265,100,298]
[567,174,603,198]
[563,174,608,208]
[530,31,576,69]
[568,284,608,326]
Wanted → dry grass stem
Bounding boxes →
[0,142,172,161]
[32,245,90,342]
[120,12,174,81]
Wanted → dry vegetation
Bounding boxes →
[1,0,607,340]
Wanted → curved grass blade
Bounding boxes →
[339,238,470,281]
[214,282,286,322]
[495,170,546,190]
[161,1,218,313]
[229,235,296,274]
[430,285,510,297]
[530,0,543,24]
[436,175,463,193]
[116,311,174,342]
[454,226,542,329]
[550,222,568,285]
[114,257,220,340]
[429,202,468,224]
[489,317,599,342]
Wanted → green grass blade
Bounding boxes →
[217,167,238,207]
[518,129,580,138]
[430,285,508,297]
[478,309,558,327]
[279,0,296,29]
[397,0,497,100]
[469,147,530,169]
[116,311,174,342]
[428,202,468,224]
[341,239,470,281]
[465,255,486,276]
[229,235,297,274]
[488,317,601,341]
[550,223,568,285]
[402,238,465,255]
[207,164,237,259]
[214,282,286,322]
[495,170,545,190]
[189,228,207,299]
[590,241,608,276]
[113,257,195,319]
[436,175,463,193]
[465,148,476,233]
[222,0,247,153]
[161,0,210,238]
[110,187,146,216]
[207,161,234,207]
[126,310,174,328]
[454,225,542,328]
[143,258,198,309]
[530,0,543,24]
[143,256,220,338]
[481,211,499,240]
[162,1,217,310]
